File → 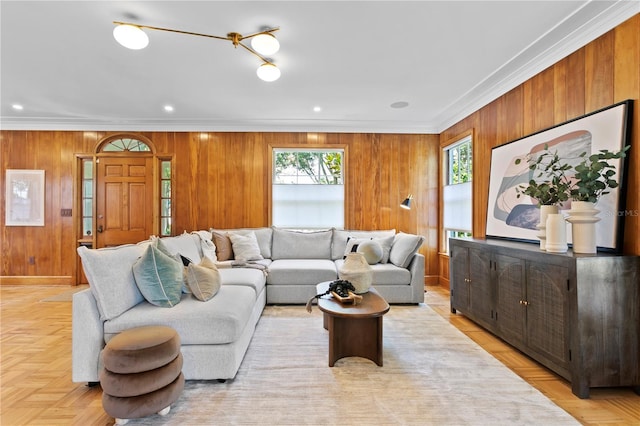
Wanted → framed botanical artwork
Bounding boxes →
[485,100,632,252]
[5,169,45,226]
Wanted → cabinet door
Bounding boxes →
[468,248,493,328]
[450,244,469,313]
[495,254,526,346]
[526,262,568,368]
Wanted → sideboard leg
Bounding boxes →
[572,380,590,399]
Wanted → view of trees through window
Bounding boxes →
[274,151,343,184]
[448,139,472,185]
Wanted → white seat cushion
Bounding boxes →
[104,285,256,345]
[267,259,337,285]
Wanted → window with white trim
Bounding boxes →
[272,149,344,228]
[443,135,472,252]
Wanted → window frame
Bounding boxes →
[441,131,473,254]
[268,144,347,229]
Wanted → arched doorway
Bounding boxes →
[75,135,173,282]
[94,136,156,247]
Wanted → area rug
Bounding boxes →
[126,303,579,425]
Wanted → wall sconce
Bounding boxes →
[400,194,413,210]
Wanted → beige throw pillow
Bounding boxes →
[185,257,221,301]
[212,231,234,261]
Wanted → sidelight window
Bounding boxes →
[443,135,473,252]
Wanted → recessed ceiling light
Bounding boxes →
[163,105,174,113]
[12,104,24,111]
[390,101,409,109]
[313,106,322,112]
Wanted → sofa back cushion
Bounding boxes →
[77,242,149,321]
[271,228,333,259]
[331,229,396,260]
[160,232,202,263]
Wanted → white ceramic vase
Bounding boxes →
[338,252,373,294]
[537,205,559,251]
[545,213,568,253]
[566,201,600,254]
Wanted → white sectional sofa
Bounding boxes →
[73,227,425,384]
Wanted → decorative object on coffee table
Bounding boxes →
[339,252,372,294]
[316,282,390,367]
[100,325,184,425]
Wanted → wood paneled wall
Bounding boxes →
[438,14,640,286]
[1,131,439,285]
[2,15,637,287]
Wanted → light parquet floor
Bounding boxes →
[0,284,638,425]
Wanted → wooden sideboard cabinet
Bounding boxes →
[449,237,640,398]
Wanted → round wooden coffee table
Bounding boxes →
[316,282,390,366]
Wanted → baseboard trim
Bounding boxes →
[0,276,73,285]
[424,275,439,286]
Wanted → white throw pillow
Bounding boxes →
[228,231,263,261]
[357,240,384,264]
[344,235,394,264]
[389,232,425,268]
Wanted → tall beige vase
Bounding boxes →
[338,252,373,294]
[545,213,568,253]
[566,201,600,254]
[537,205,559,250]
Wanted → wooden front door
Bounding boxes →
[96,156,154,247]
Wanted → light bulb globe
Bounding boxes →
[256,63,281,82]
[113,24,149,50]
[251,33,280,55]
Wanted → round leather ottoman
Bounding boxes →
[101,325,184,425]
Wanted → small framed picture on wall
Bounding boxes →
[5,169,45,226]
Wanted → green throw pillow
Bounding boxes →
[133,244,183,307]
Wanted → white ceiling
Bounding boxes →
[1,1,638,134]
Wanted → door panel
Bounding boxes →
[496,254,526,345]
[468,247,492,327]
[97,156,153,247]
[450,245,470,312]
[526,262,568,368]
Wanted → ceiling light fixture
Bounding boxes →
[112,21,281,81]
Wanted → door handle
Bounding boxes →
[97,225,103,233]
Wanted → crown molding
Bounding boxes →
[433,0,640,133]
[0,117,439,134]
